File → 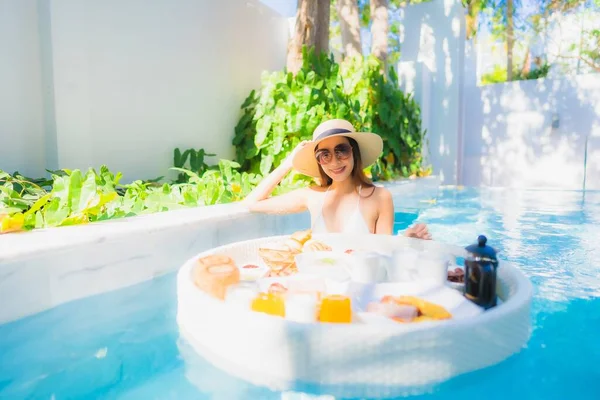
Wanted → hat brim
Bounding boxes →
[291,132,383,178]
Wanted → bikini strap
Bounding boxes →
[320,186,331,213]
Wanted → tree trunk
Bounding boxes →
[521,45,531,76]
[466,0,482,40]
[370,0,389,64]
[506,0,514,81]
[287,0,319,74]
[337,0,362,58]
[315,0,331,56]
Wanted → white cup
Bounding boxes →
[285,293,318,323]
[346,251,388,283]
[388,248,450,286]
[225,282,259,310]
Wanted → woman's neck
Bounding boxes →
[329,178,358,194]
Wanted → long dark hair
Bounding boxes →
[317,137,375,191]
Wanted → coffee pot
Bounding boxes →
[464,235,499,309]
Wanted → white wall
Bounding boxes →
[0,0,289,181]
[0,0,47,177]
[397,0,600,190]
[462,73,600,189]
[397,0,466,185]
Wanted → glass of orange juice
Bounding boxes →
[251,292,285,317]
[319,294,352,323]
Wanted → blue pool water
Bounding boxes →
[1,187,600,399]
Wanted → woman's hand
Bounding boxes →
[283,140,311,167]
[405,223,432,240]
[242,140,312,213]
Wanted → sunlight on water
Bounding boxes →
[0,187,599,399]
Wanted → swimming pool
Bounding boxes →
[0,187,599,399]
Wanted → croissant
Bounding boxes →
[302,239,332,252]
[290,229,312,244]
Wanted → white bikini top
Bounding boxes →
[311,185,371,235]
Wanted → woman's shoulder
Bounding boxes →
[374,185,392,201]
[361,184,392,201]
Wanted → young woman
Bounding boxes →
[242,119,431,239]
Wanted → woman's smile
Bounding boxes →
[329,165,346,175]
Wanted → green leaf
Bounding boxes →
[60,213,89,226]
[259,154,274,176]
[76,172,98,212]
[66,170,83,211]
[241,90,255,108]
[254,116,272,148]
[42,198,70,227]
[24,193,52,217]
[170,167,202,184]
[174,148,182,168]
[35,210,44,229]
[0,206,23,215]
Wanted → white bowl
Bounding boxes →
[294,251,352,282]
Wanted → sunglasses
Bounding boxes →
[314,143,352,165]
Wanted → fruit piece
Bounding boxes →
[382,295,452,321]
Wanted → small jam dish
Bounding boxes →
[238,263,270,281]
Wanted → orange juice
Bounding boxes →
[319,295,352,323]
[251,292,285,317]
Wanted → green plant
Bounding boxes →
[481,62,551,85]
[234,48,429,181]
[173,148,216,183]
[0,154,307,233]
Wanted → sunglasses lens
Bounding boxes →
[315,150,332,165]
[335,144,352,160]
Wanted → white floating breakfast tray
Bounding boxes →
[176,233,532,399]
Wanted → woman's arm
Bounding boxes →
[244,187,308,215]
[374,188,395,235]
[241,141,311,215]
[374,188,431,239]
[243,158,294,205]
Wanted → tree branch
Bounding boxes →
[554,53,600,72]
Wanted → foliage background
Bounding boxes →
[234,48,428,181]
[1,49,428,233]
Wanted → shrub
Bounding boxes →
[233,48,429,181]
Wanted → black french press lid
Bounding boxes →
[465,235,497,261]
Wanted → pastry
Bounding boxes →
[259,230,332,276]
[258,245,296,270]
[284,238,304,253]
[290,229,312,244]
[193,254,240,300]
[303,239,332,252]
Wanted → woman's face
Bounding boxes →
[315,136,354,182]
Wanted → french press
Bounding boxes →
[464,235,499,309]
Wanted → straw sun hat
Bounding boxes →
[291,119,384,178]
